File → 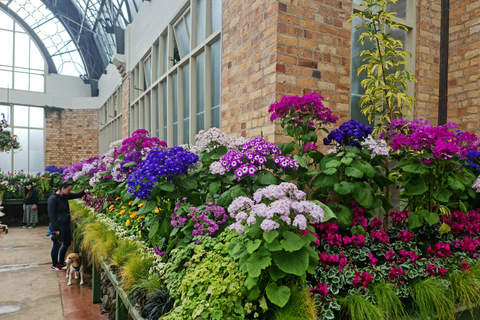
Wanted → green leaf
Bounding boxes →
[351,225,366,235]
[325,160,342,169]
[323,168,337,175]
[263,230,279,243]
[404,183,428,196]
[341,157,353,166]
[264,239,282,252]
[312,173,339,188]
[247,286,261,301]
[137,200,157,215]
[245,276,259,290]
[159,182,175,192]
[422,210,439,226]
[149,221,159,240]
[402,163,428,174]
[209,181,221,195]
[175,178,197,190]
[246,239,262,254]
[334,181,355,195]
[345,167,364,179]
[272,247,309,276]
[331,204,353,229]
[227,241,246,259]
[438,222,451,235]
[408,211,423,229]
[293,155,308,169]
[122,161,137,169]
[257,170,278,185]
[433,187,453,203]
[352,182,375,209]
[459,200,468,213]
[311,200,336,222]
[278,142,295,155]
[266,283,291,308]
[448,177,465,192]
[268,264,287,281]
[280,231,305,252]
[351,159,375,178]
[246,252,272,278]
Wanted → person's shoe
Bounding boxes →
[28,225,36,228]
[51,265,63,271]
[23,224,30,228]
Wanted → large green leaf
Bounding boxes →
[264,239,282,252]
[293,155,308,169]
[402,163,428,174]
[272,247,309,276]
[246,252,272,278]
[351,159,375,178]
[263,231,279,244]
[122,161,137,169]
[246,239,262,254]
[323,168,337,175]
[209,181,221,195]
[312,173,339,188]
[334,181,355,195]
[325,160,342,169]
[408,211,423,229]
[448,177,465,192]
[245,276,259,290]
[278,142,295,155]
[280,231,305,252]
[345,167,364,179]
[227,241,247,259]
[175,178,197,190]
[352,182,375,209]
[257,170,278,185]
[159,182,175,192]
[268,264,287,281]
[311,200,336,222]
[404,183,428,196]
[331,204,353,229]
[341,157,353,166]
[433,187,453,203]
[266,283,291,308]
[422,210,439,226]
[137,200,157,215]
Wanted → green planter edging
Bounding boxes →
[2,199,48,205]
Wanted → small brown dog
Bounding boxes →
[64,253,85,286]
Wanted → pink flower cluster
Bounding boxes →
[353,271,373,288]
[452,237,480,255]
[370,230,389,243]
[389,210,410,227]
[426,264,447,277]
[386,267,406,284]
[302,142,318,153]
[397,229,414,243]
[269,92,338,127]
[342,234,366,248]
[399,250,419,263]
[387,119,479,159]
[319,252,348,271]
[310,282,330,296]
[368,253,378,266]
[228,183,324,233]
[427,242,452,258]
[115,129,167,157]
[440,210,480,236]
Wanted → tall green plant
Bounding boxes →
[350,0,416,135]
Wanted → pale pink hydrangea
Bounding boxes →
[228,182,325,233]
[210,161,226,175]
[190,127,248,154]
[361,136,389,158]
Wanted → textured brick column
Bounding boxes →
[447,0,480,134]
[45,108,99,167]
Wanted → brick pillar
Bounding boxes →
[447,0,480,134]
[414,0,441,123]
[115,61,130,139]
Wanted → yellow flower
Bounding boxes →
[130,212,137,219]
[115,197,121,201]
[126,219,131,227]
[154,208,161,213]
[137,216,144,220]
[139,231,142,238]
[110,207,115,212]
[128,201,133,206]
[138,202,145,208]
[121,206,126,209]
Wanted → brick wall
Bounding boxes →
[447,0,480,133]
[414,0,441,123]
[45,108,99,167]
[118,64,130,140]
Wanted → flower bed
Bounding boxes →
[61,92,480,320]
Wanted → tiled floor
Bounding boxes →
[57,259,108,320]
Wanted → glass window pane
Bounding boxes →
[14,105,29,127]
[30,74,44,92]
[30,40,45,70]
[0,151,12,173]
[14,32,30,68]
[0,70,12,89]
[144,57,152,87]
[0,30,13,66]
[156,44,161,80]
[172,73,178,146]
[387,0,407,19]
[156,89,160,137]
[212,0,222,33]
[13,128,28,173]
[163,35,168,74]
[14,72,29,90]
[351,94,369,125]
[185,11,191,35]
[29,129,44,174]
[183,64,190,144]
[211,41,221,128]
[163,83,168,142]
[175,20,190,57]
[0,11,13,30]
[196,0,206,46]
[0,105,11,125]
[196,52,205,131]
[29,107,44,128]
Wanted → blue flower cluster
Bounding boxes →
[127,147,199,199]
[323,119,372,149]
[44,165,63,174]
[466,150,480,172]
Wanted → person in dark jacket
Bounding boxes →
[23,181,39,228]
[48,182,89,271]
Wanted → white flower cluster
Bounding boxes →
[228,183,324,233]
[473,175,480,193]
[209,161,226,175]
[361,136,389,158]
[190,127,248,154]
[74,200,166,276]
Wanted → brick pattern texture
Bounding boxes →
[45,108,99,167]
[119,65,130,139]
[447,0,480,133]
[414,0,441,123]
